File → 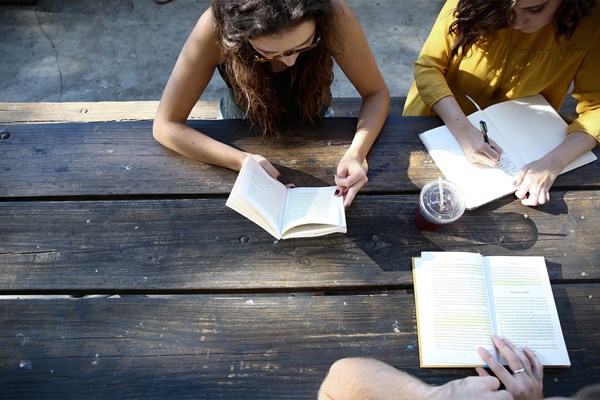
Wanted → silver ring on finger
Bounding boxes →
[513,368,526,374]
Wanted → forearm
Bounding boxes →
[153,120,248,171]
[318,358,434,400]
[542,130,597,171]
[431,95,473,144]
[345,90,390,162]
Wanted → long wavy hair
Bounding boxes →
[212,0,341,135]
[448,0,596,60]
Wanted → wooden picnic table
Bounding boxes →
[0,100,598,399]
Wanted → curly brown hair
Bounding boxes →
[212,0,342,135]
[448,0,597,60]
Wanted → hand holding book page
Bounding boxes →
[419,94,597,209]
[412,252,570,368]
[226,156,346,240]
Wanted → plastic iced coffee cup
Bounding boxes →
[415,179,465,231]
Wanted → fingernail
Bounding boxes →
[276,175,282,181]
[334,189,340,196]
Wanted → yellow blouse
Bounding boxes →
[403,0,600,142]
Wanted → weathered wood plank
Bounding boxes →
[0,289,597,399]
[1,117,598,198]
[0,191,597,294]
[0,96,579,124]
[0,98,406,124]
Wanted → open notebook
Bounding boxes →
[419,94,597,209]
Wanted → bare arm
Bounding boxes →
[432,95,503,167]
[513,130,597,206]
[331,0,390,207]
[318,357,511,400]
[152,9,280,178]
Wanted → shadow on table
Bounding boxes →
[345,195,574,274]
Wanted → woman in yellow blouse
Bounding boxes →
[404,0,599,206]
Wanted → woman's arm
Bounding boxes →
[514,131,597,206]
[153,9,280,177]
[432,96,503,167]
[331,0,390,207]
[514,32,600,206]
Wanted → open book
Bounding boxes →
[412,251,570,368]
[226,156,346,240]
[419,94,597,209]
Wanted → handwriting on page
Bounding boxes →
[497,154,519,177]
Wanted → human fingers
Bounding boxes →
[492,336,526,373]
[495,337,544,400]
[513,167,530,200]
[477,345,512,384]
[342,176,367,208]
[250,154,281,180]
[489,138,504,159]
[480,142,501,164]
[524,346,544,383]
[475,367,490,377]
[499,336,531,373]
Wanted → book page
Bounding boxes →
[281,187,344,235]
[485,94,596,173]
[413,252,496,367]
[226,156,288,238]
[419,112,519,209]
[486,256,570,366]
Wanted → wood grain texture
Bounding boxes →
[0,290,597,399]
[0,191,597,294]
[0,98,406,124]
[0,106,597,399]
[1,117,598,198]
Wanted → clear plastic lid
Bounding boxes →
[419,179,465,224]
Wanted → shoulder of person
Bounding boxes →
[328,0,363,35]
[186,7,225,63]
[567,3,600,49]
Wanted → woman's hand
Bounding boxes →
[513,131,598,206]
[457,124,504,168]
[476,335,544,400]
[333,154,368,208]
[431,96,503,167]
[249,154,295,188]
[513,155,562,206]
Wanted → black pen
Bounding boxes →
[479,120,490,144]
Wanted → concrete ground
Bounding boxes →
[0,0,444,103]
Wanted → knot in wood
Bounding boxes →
[239,235,250,243]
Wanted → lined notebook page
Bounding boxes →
[419,113,517,210]
[485,94,597,173]
[419,94,597,209]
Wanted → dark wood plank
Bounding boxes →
[0,288,597,399]
[1,117,598,198]
[1,191,597,294]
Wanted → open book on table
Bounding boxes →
[226,156,346,240]
[419,94,597,209]
[412,251,570,368]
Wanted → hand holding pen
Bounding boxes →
[479,120,490,144]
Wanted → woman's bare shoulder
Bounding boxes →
[185,7,225,64]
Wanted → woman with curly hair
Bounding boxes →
[403,0,599,206]
[153,0,389,208]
